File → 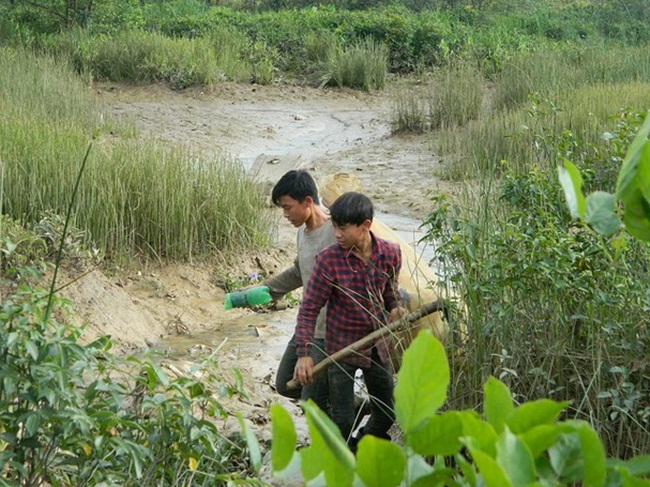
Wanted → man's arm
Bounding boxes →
[263,256,302,300]
[294,253,334,384]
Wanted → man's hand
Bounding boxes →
[390,306,407,323]
[294,356,315,385]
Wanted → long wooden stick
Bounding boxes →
[285,300,443,391]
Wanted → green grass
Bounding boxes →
[492,45,650,111]
[37,27,259,88]
[391,62,483,133]
[437,79,650,180]
[0,47,272,262]
[328,37,388,91]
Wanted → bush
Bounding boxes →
[268,331,650,485]
[423,119,650,456]
[0,264,258,485]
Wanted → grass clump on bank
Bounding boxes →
[391,62,483,132]
[328,38,388,91]
[425,44,650,180]
[0,47,272,262]
[37,26,276,88]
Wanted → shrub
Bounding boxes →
[268,331,650,485]
[0,264,258,485]
[423,116,650,457]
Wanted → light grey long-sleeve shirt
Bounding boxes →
[264,220,337,340]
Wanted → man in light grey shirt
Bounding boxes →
[262,170,336,412]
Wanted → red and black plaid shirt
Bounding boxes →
[296,232,401,368]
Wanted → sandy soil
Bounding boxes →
[54,80,455,473]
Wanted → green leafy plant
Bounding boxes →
[268,331,650,486]
[0,270,259,485]
[558,110,650,240]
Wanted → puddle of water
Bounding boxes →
[161,307,297,361]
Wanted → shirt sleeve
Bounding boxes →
[263,256,302,300]
[295,252,334,357]
[382,244,402,312]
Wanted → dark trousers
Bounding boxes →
[328,347,394,443]
[275,335,329,413]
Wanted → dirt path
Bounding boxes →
[97,81,450,217]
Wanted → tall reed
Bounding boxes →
[1,47,272,261]
[391,63,483,133]
[329,38,388,91]
[38,28,257,88]
[492,45,650,111]
[438,81,650,179]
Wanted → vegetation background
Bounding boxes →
[1,0,649,484]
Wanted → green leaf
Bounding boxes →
[507,400,569,434]
[460,412,498,458]
[548,433,583,481]
[635,141,650,204]
[484,377,514,434]
[464,442,513,487]
[607,455,650,476]
[408,411,463,456]
[558,160,587,219]
[395,331,449,435]
[24,340,39,360]
[25,413,41,438]
[564,420,606,487]
[356,435,405,487]
[584,192,621,236]
[302,400,355,486]
[614,113,650,241]
[456,454,478,486]
[270,404,297,473]
[300,445,323,482]
[6,332,18,348]
[519,424,562,458]
[620,186,650,241]
[406,453,434,484]
[496,427,536,487]
[618,469,650,486]
[615,110,650,201]
[237,414,262,473]
[411,466,458,487]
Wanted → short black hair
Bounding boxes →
[329,192,374,226]
[271,169,320,206]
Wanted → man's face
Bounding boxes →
[333,222,368,249]
[278,195,311,227]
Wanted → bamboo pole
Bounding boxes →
[285,300,443,391]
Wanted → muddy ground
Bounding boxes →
[55,80,455,477]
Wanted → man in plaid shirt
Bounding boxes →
[294,191,403,448]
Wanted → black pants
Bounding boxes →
[328,347,394,444]
[275,335,329,413]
